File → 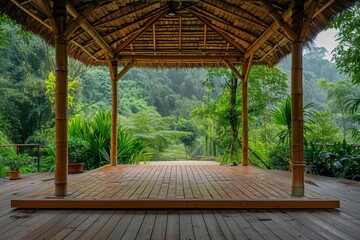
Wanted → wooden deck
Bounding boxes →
[12,162,338,209]
[1,161,360,239]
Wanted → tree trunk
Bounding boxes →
[229,74,238,161]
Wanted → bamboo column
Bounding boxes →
[110,61,118,166]
[223,59,252,166]
[241,76,248,166]
[54,0,68,196]
[108,60,133,166]
[241,57,252,166]
[291,0,305,196]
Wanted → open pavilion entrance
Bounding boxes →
[1,0,356,208]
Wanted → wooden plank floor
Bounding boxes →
[10,162,339,209]
[1,163,359,239]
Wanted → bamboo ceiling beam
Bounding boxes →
[117,55,242,63]
[300,0,318,38]
[101,7,167,39]
[189,7,256,42]
[11,0,52,30]
[119,50,241,55]
[260,38,287,61]
[198,0,267,30]
[313,0,335,18]
[11,0,100,62]
[21,0,32,4]
[39,0,59,35]
[153,24,156,51]
[260,0,297,41]
[67,3,114,57]
[203,25,207,50]
[94,1,161,27]
[179,17,182,51]
[64,3,98,40]
[245,0,312,58]
[70,41,100,62]
[114,8,168,56]
[189,10,247,53]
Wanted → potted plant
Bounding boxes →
[0,155,33,180]
[68,138,88,174]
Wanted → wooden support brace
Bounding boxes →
[300,0,318,38]
[245,1,312,58]
[115,60,134,82]
[260,0,298,41]
[64,3,98,40]
[39,0,59,35]
[67,3,114,57]
[222,60,244,82]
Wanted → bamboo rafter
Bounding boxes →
[114,8,168,55]
[67,3,114,57]
[189,9,247,53]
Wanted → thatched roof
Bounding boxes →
[0,0,356,68]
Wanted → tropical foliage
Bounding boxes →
[0,9,359,182]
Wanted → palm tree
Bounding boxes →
[270,96,313,155]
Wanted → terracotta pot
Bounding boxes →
[9,170,21,180]
[68,163,84,174]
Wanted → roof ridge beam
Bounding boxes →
[113,7,168,56]
[260,0,297,41]
[67,3,114,57]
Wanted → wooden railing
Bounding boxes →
[0,144,46,172]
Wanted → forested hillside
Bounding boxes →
[0,3,359,180]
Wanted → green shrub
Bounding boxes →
[0,154,35,171]
[305,140,360,180]
[268,145,290,170]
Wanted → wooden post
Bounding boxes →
[54,0,68,196]
[291,0,305,196]
[241,77,248,166]
[108,60,133,166]
[110,61,118,166]
[241,58,252,166]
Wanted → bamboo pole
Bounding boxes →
[54,0,68,197]
[291,0,305,197]
[108,60,118,166]
[241,59,249,166]
[108,60,133,166]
